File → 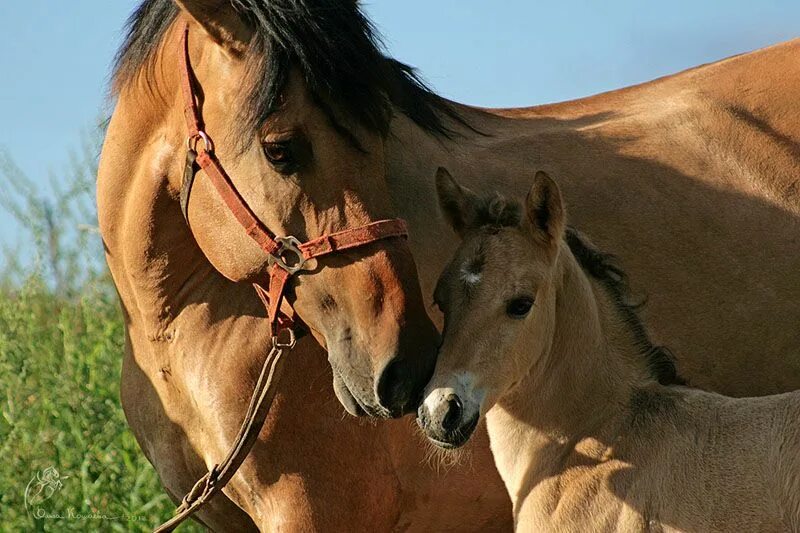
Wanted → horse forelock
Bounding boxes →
[113,0,465,152]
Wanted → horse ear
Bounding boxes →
[174,0,252,54]
[435,167,480,238]
[525,171,566,249]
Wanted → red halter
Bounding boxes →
[178,25,408,338]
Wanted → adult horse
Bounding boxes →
[98,0,800,530]
[100,1,507,530]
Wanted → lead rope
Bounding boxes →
[153,333,294,533]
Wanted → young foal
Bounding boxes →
[419,168,800,532]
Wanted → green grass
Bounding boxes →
[0,136,204,531]
[0,277,202,531]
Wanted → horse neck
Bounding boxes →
[383,108,522,300]
[485,244,654,496]
[99,21,263,340]
[383,102,603,302]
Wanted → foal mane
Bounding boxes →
[564,228,685,386]
[113,0,466,150]
[468,194,684,386]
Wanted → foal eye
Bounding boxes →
[506,297,534,319]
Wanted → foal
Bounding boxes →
[418,168,800,532]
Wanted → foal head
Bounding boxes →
[418,169,567,448]
[113,0,458,417]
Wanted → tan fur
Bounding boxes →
[423,173,800,532]
[99,3,800,529]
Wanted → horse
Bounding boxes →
[100,1,508,530]
[98,0,800,529]
[419,169,800,532]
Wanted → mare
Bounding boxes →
[99,0,800,529]
[419,169,800,532]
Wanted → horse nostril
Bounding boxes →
[441,394,463,432]
[377,349,437,416]
[416,404,429,428]
[377,357,412,415]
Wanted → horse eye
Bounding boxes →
[262,141,295,172]
[506,297,534,319]
[263,141,291,162]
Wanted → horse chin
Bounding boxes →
[417,412,480,449]
[429,418,478,449]
[331,369,393,418]
[332,370,366,417]
[327,339,395,418]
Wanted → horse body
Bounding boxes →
[390,37,800,397]
[419,173,800,531]
[99,0,800,529]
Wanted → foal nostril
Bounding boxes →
[441,394,463,432]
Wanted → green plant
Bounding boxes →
[0,130,104,295]
[0,132,202,531]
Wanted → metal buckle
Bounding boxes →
[186,131,213,153]
[268,236,307,275]
[272,328,297,349]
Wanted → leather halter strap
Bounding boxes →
[177,24,408,334]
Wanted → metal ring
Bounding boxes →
[272,328,297,349]
[186,131,213,153]
[267,236,308,275]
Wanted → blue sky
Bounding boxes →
[1,1,799,248]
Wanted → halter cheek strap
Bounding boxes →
[177,24,408,336]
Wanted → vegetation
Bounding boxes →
[0,133,202,531]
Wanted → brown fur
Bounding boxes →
[99,1,800,529]
[423,173,800,531]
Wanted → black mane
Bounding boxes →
[467,192,684,386]
[113,0,465,148]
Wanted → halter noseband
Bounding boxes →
[177,24,409,339]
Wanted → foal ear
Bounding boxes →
[435,167,480,238]
[174,0,252,55]
[525,171,566,249]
